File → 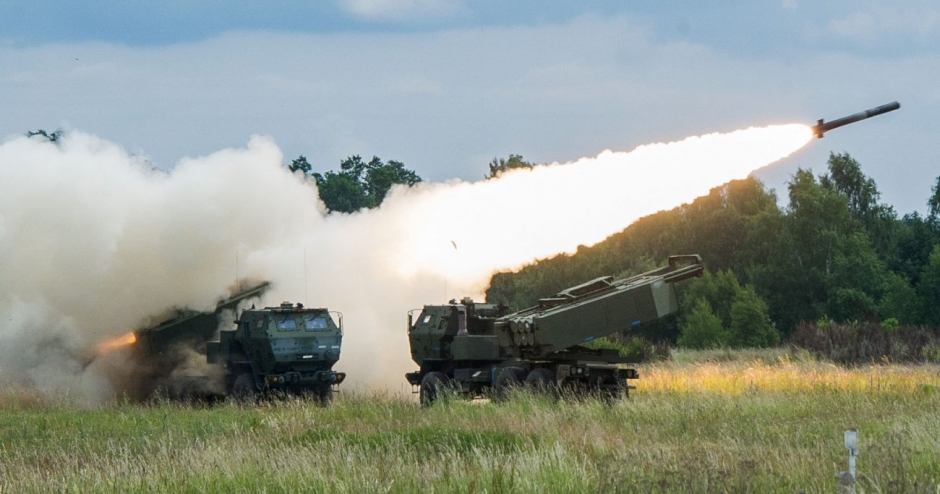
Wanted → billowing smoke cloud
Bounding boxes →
[0,125,811,402]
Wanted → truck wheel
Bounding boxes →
[525,368,558,400]
[420,371,449,407]
[601,378,626,405]
[231,373,258,401]
[493,367,526,403]
[317,385,334,406]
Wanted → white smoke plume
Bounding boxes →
[0,125,812,402]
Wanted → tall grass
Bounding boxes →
[647,349,940,394]
[2,350,939,492]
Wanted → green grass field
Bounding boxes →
[2,350,939,493]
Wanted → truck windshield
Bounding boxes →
[276,317,299,331]
[304,316,331,331]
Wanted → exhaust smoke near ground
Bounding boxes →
[0,124,812,402]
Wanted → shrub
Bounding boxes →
[789,321,938,364]
[729,289,779,348]
[678,298,728,349]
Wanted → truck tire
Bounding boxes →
[231,373,258,401]
[600,377,626,405]
[525,368,559,400]
[317,385,334,406]
[420,371,449,407]
[493,367,526,403]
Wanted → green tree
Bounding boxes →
[822,153,880,219]
[750,167,871,331]
[679,270,743,329]
[678,269,777,348]
[315,172,368,213]
[728,289,779,348]
[288,155,312,175]
[889,212,939,286]
[928,175,940,229]
[364,158,421,205]
[821,153,896,257]
[826,232,886,321]
[879,272,918,325]
[666,177,782,276]
[486,154,536,179]
[27,129,62,142]
[678,298,728,349]
[311,155,422,213]
[917,245,940,327]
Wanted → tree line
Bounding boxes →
[288,152,536,213]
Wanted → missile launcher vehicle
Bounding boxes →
[207,301,346,402]
[134,283,346,402]
[405,255,704,405]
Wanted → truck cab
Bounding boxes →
[208,302,346,402]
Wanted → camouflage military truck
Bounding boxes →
[134,283,345,403]
[405,255,703,405]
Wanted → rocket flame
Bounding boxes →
[93,332,137,356]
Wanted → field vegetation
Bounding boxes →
[2,348,938,493]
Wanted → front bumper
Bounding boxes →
[263,370,346,388]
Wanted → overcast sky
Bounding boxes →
[1,1,937,213]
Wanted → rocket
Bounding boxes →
[811,101,900,138]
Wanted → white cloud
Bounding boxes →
[340,0,465,21]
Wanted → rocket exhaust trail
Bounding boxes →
[380,124,813,287]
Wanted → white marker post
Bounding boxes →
[838,429,859,493]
